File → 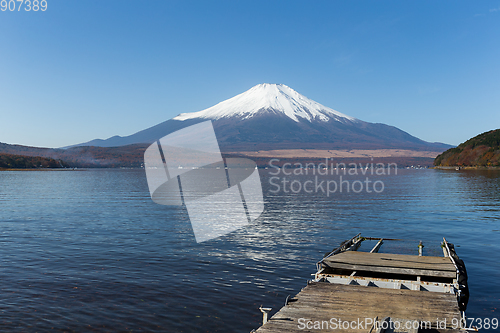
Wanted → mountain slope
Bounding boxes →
[71,83,451,151]
[434,129,500,167]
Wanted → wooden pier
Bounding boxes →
[254,235,468,333]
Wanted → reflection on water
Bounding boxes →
[0,168,498,332]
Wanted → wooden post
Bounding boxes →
[370,239,384,253]
[418,241,424,256]
[441,241,448,257]
[259,306,272,325]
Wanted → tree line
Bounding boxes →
[0,153,69,169]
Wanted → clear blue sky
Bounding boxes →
[1,0,499,148]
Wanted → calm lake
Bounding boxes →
[0,168,498,332]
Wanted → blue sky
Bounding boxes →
[1,0,499,148]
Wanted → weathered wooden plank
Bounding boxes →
[254,282,461,333]
[324,262,456,278]
[324,251,456,271]
[322,251,456,278]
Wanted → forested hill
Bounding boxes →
[0,142,148,168]
[0,153,68,169]
[434,129,500,167]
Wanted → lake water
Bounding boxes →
[0,167,498,332]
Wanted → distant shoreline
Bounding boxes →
[228,149,441,158]
[0,168,85,172]
[432,166,500,170]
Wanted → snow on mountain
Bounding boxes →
[173,83,356,123]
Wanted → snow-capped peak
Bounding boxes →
[173,83,357,123]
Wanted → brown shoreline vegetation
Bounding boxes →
[0,167,84,171]
[434,129,500,167]
[0,153,68,170]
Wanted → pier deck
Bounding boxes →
[254,282,462,333]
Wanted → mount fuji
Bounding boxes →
[73,83,450,152]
